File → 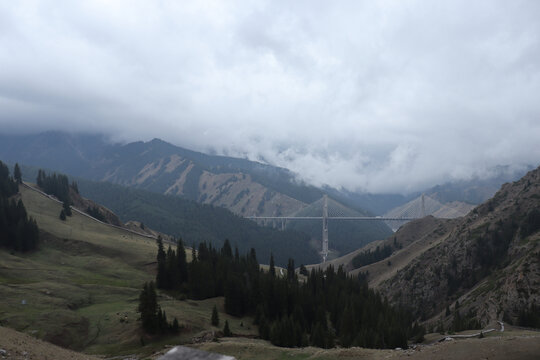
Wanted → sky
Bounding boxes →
[1,1,539,194]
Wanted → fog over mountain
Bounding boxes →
[1,1,539,193]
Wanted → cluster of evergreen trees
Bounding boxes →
[77,178,320,266]
[36,169,77,220]
[518,303,540,329]
[138,281,180,334]
[37,170,72,203]
[352,244,393,269]
[155,238,418,349]
[86,206,105,222]
[0,161,39,252]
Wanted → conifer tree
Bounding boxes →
[37,169,44,187]
[269,253,275,277]
[14,163,22,184]
[63,200,72,216]
[138,281,158,333]
[176,238,188,285]
[71,181,79,194]
[211,305,220,326]
[156,237,167,288]
[222,238,232,258]
[172,317,180,333]
[287,258,295,281]
[223,320,232,337]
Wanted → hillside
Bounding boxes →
[308,216,458,285]
[310,166,540,331]
[0,184,258,357]
[376,167,540,327]
[75,178,320,267]
[0,132,319,217]
[13,163,320,266]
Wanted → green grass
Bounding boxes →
[0,186,211,357]
[193,338,388,360]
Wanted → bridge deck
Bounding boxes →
[247,216,418,221]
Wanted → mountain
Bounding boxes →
[383,195,475,231]
[3,162,540,360]
[0,132,393,256]
[0,132,319,217]
[331,166,540,328]
[326,167,530,216]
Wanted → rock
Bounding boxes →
[159,346,235,360]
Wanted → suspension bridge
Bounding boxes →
[247,194,427,262]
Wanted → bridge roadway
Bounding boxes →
[246,216,418,221]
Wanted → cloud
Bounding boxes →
[0,0,539,193]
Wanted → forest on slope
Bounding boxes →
[77,177,320,267]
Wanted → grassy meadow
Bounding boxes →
[0,185,258,357]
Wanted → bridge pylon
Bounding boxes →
[321,195,329,262]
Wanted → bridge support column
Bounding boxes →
[322,195,328,262]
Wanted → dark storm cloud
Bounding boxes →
[0,1,539,193]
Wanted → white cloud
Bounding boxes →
[0,0,539,193]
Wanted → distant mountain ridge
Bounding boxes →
[383,194,475,231]
[0,132,321,216]
[0,132,393,257]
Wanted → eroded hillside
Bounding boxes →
[379,167,540,326]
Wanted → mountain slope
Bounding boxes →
[75,177,320,267]
[377,167,540,326]
[0,133,317,217]
[1,184,259,357]
[384,195,474,231]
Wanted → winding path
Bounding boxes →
[438,321,504,342]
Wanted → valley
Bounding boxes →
[0,142,539,360]
[2,3,539,358]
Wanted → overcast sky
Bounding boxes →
[1,1,539,193]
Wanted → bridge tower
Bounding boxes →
[322,194,329,262]
[421,193,426,218]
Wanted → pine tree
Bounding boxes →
[63,200,72,216]
[172,317,180,333]
[36,169,43,187]
[287,258,295,281]
[211,305,220,326]
[71,181,79,194]
[14,163,22,184]
[177,238,188,285]
[223,320,232,337]
[269,253,275,277]
[156,236,167,288]
[222,239,233,258]
[138,281,159,333]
